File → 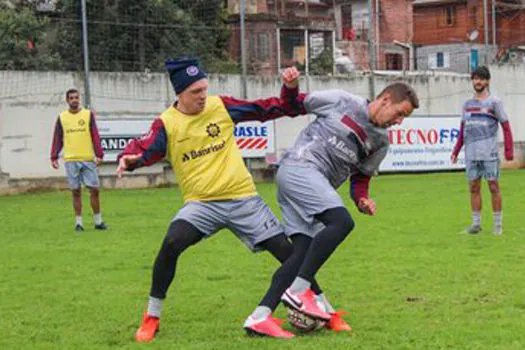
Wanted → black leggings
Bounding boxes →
[257,234,323,310]
[297,206,355,282]
[150,219,204,299]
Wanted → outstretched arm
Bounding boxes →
[220,67,307,123]
[116,118,167,176]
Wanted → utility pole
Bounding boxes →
[81,0,91,108]
[367,0,376,100]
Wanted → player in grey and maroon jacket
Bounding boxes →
[245,76,420,328]
[451,66,514,235]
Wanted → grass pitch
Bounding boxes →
[1,170,524,349]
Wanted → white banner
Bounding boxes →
[380,116,465,172]
[233,121,275,158]
[98,118,275,161]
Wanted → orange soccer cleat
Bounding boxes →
[326,311,352,331]
[135,313,160,342]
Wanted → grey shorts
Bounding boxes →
[64,161,100,189]
[276,165,344,238]
[174,196,283,252]
[466,159,500,181]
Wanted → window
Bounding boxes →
[385,53,403,71]
[437,52,444,67]
[256,33,270,60]
[428,52,450,69]
[441,6,456,27]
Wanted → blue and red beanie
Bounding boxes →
[165,58,208,95]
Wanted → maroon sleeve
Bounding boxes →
[117,118,167,170]
[501,121,514,161]
[89,112,104,159]
[219,85,307,124]
[50,117,63,161]
[350,172,371,206]
[451,121,465,158]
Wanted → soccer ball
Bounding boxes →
[287,308,325,332]
[286,299,327,332]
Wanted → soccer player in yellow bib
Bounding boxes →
[50,89,107,231]
[117,59,329,341]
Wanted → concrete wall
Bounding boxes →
[415,43,496,73]
[1,67,524,193]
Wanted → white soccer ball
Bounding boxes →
[286,299,327,332]
[287,308,320,332]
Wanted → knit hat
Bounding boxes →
[165,58,208,95]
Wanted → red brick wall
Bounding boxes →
[413,4,470,45]
[498,12,525,48]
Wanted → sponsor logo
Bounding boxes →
[66,127,87,133]
[78,119,86,126]
[182,140,226,162]
[388,128,460,145]
[234,125,267,137]
[206,122,221,138]
[100,137,134,151]
[328,136,358,161]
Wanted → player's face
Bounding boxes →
[375,97,414,128]
[472,77,489,93]
[66,92,80,110]
[178,79,209,115]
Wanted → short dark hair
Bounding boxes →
[471,65,491,80]
[378,82,419,109]
[66,88,80,99]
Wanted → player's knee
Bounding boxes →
[469,183,481,194]
[89,187,99,196]
[488,181,500,193]
[72,188,81,197]
[165,220,202,252]
[339,213,355,234]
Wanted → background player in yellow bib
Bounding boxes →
[50,89,107,231]
[118,58,321,341]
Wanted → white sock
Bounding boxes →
[93,213,103,225]
[317,293,335,313]
[250,306,271,321]
[75,216,83,226]
[493,211,502,228]
[472,211,481,226]
[147,296,163,318]
[289,277,311,295]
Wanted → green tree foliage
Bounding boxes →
[1,0,235,72]
[0,2,62,69]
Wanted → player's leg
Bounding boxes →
[65,162,83,231]
[485,160,502,234]
[276,165,347,321]
[284,207,354,321]
[467,161,482,234]
[82,162,106,229]
[136,219,204,342]
[136,201,225,342]
[289,234,351,332]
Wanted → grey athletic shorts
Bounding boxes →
[466,159,500,181]
[276,164,344,238]
[64,161,100,189]
[174,196,283,252]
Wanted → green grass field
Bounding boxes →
[1,170,525,349]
